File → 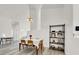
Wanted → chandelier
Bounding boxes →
[27,16,32,22]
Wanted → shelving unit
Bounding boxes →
[49,24,65,52]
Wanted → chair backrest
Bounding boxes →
[27,40,33,46]
[21,40,26,44]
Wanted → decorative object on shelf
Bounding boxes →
[52,45,55,49]
[58,31,63,35]
[53,40,55,43]
[49,24,65,53]
[51,31,56,37]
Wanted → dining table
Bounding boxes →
[0,37,13,45]
[19,39,42,55]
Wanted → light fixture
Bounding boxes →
[27,16,32,22]
[27,16,33,39]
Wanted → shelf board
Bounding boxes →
[49,47,64,51]
[50,37,64,39]
[49,42,64,45]
[50,31,64,33]
[50,24,65,27]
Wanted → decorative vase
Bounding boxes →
[29,35,32,40]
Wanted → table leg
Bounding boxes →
[19,43,21,51]
[22,44,24,49]
[36,46,38,55]
[0,40,1,45]
[1,38,3,48]
[1,38,3,46]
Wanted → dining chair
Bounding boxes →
[38,40,44,54]
[21,40,26,49]
[27,40,33,46]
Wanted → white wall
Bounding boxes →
[11,5,30,40]
[71,4,79,54]
[64,5,73,54]
[41,7,65,47]
[73,4,79,34]
[41,4,73,53]
[0,5,30,40]
[0,17,13,37]
[29,7,37,30]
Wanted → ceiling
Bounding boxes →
[42,4,64,9]
[29,4,64,9]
